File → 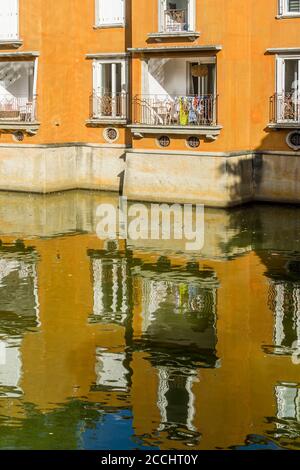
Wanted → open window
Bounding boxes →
[274,56,300,123]
[158,0,195,33]
[0,60,38,123]
[91,59,127,121]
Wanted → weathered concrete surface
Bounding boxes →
[254,153,300,205]
[0,146,300,207]
[123,152,254,207]
[0,145,125,193]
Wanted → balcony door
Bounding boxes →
[93,59,127,119]
[188,61,216,96]
[276,57,300,122]
[158,0,195,32]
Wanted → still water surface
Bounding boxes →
[0,190,299,450]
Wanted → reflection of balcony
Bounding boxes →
[269,93,300,128]
[0,95,39,134]
[87,92,128,125]
[130,94,221,137]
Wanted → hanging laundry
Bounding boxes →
[188,97,198,124]
[179,97,189,126]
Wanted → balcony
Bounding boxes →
[0,95,39,135]
[87,92,128,125]
[130,94,221,138]
[164,9,187,32]
[148,5,200,42]
[269,93,300,128]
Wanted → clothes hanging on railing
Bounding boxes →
[179,97,189,126]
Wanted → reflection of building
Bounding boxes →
[0,242,39,398]
[88,245,219,445]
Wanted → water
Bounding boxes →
[0,190,299,450]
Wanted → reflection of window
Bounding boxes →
[276,385,300,421]
[0,0,19,40]
[269,281,300,350]
[274,384,300,439]
[157,367,196,432]
[0,338,22,398]
[94,350,129,392]
[95,0,125,27]
[90,256,130,325]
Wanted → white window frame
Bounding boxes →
[95,0,125,28]
[92,58,128,119]
[276,55,300,122]
[158,0,196,33]
[278,0,300,17]
[0,0,19,41]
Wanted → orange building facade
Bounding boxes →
[0,0,300,205]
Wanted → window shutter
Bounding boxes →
[288,0,300,12]
[97,0,125,26]
[0,0,18,40]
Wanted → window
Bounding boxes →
[95,0,125,27]
[0,0,19,41]
[92,59,127,120]
[158,0,195,32]
[275,56,300,122]
[279,0,300,16]
[0,61,38,123]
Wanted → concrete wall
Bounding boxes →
[0,145,299,207]
[0,144,125,193]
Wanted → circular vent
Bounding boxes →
[13,131,24,142]
[187,136,200,149]
[287,131,300,151]
[104,127,119,143]
[157,135,170,148]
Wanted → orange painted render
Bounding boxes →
[0,1,299,153]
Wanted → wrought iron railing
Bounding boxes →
[0,95,37,122]
[90,92,128,120]
[133,94,218,126]
[270,93,300,123]
[164,9,187,32]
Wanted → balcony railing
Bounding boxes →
[0,95,37,122]
[90,92,128,120]
[270,93,300,124]
[164,9,187,32]
[133,94,218,127]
